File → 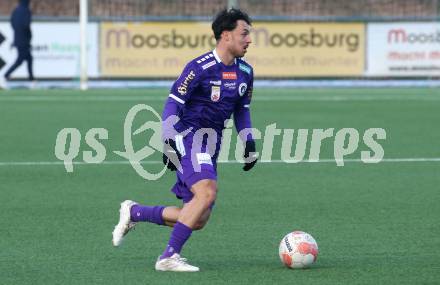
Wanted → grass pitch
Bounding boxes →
[1,88,439,284]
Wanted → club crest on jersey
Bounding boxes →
[177,70,196,96]
[222,72,237,80]
[211,86,221,102]
[238,83,247,96]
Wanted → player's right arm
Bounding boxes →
[162,62,200,170]
[162,62,200,138]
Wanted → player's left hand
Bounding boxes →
[243,140,258,171]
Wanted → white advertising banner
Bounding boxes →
[0,22,98,78]
[367,23,440,76]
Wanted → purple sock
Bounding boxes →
[160,222,193,259]
[130,204,165,225]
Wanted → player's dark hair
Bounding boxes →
[212,8,252,41]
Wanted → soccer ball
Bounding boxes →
[279,231,318,269]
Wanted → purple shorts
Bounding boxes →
[170,130,220,204]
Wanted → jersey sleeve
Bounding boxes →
[168,62,200,106]
[162,62,201,140]
[234,70,254,142]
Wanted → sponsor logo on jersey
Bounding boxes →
[238,82,247,96]
[211,86,221,102]
[222,72,237,80]
[177,70,196,96]
[224,82,236,90]
[239,63,251,75]
[209,80,221,85]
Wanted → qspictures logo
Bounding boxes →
[54,104,387,181]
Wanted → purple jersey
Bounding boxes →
[163,49,254,141]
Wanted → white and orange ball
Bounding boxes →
[279,231,318,269]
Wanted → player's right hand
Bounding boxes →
[162,139,181,171]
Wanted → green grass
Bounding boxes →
[1,88,440,284]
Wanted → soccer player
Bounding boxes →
[112,8,257,272]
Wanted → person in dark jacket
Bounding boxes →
[4,0,34,81]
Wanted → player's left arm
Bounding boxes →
[234,74,257,171]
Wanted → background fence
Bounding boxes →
[0,0,439,86]
[1,0,439,21]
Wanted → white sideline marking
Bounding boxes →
[1,157,440,167]
[0,95,440,102]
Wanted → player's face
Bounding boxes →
[229,20,252,57]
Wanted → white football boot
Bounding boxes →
[155,254,200,272]
[112,200,137,247]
